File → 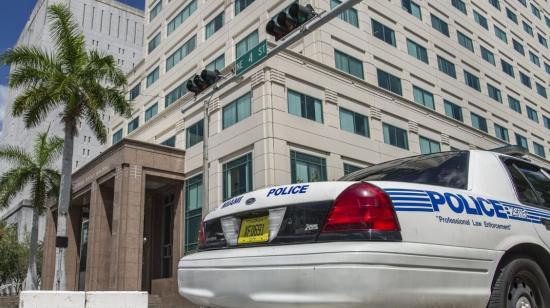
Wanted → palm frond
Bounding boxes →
[47,4,86,73]
[12,85,62,128]
[0,167,34,209]
[0,145,34,167]
[84,51,127,87]
[0,46,55,71]
[84,106,107,144]
[103,87,132,118]
[30,177,47,213]
[8,65,53,90]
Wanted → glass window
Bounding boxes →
[437,56,456,78]
[145,103,158,122]
[529,51,540,67]
[342,152,469,190]
[488,0,500,10]
[167,0,197,35]
[223,93,252,129]
[494,25,507,43]
[444,100,463,122]
[343,163,362,175]
[546,15,550,28]
[129,83,140,101]
[480,46,495,65]
[523,21,534,36]
[146,66,160,87]
[515,133,528,149]
[546,63,550,75]
[413,86,435,109]
[506,8,517,23]
[165,82,188,107]
[206,54,225,72]
[531,4,541,19]
[464,70,480,91]
[235,0,255,15]
[538,34,548,48]
[205,12,224,39]
[236,30,259,59]
[288,90,323,123]
[536,83,547,98]
[519,72,531,88]
[473,10,488,29]
[372,20,396,46]
[501,59,515,77]
[513,39,525,55]
[331,0,359,27]
[161,136,176,147]
[526,106,539,123]
[508,96,521,113]
[112,128,123,144]
[166,35,196,71]
[471,112,488,132]
[457,31,474,52]
[377,69,403,95]
[339,107,369,137]
[419,136,441,154]
[383,123,409,150]
[513,162,550,208]
[431,14,449,36]
[149,1,162,21]
[184,175,202,252]
[148,32,161,53]
[494,123,509,142]
[502,160,540,206]
[487,83,502,103]
[128,117,139,134]
[452,0,467,14]
[335,50,364,79]
[223,153,253,200]
[290,151,327,184]
[401,0,422,19]
[544,116,550,129]
[533,142,545,158]
[186,120,203,148]
[407,39,429,63]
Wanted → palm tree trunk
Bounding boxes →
[53,123,74,290]
[24,207,39,290]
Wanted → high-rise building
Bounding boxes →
[0,0,144,241]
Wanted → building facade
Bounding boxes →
[0,0,144,241]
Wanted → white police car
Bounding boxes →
[178,149,550,308]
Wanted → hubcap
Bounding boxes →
[516,296,532,308]
[508,276,538,308]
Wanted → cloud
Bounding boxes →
[0,85,8,132]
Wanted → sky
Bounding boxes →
[0,0,144,132]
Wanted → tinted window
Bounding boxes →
[504,159,550,208]
[340,152,469,189]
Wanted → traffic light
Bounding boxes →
[186,69,221,95]
[266,3,315,41]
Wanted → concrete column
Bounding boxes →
[66,205,82,291]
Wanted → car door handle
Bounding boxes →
[542,218,550,231]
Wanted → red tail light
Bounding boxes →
[323,183,400,233]
[197,220,206,248]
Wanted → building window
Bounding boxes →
[533,142,545,158]
[149,1,162,22]
[184,175,202,252]
[382,123,409,150]
[523,21,533,36]
[517,0,526,7]
[506,8,517,24]
[206,54,225,72]
[146,66,160,87]
[377,69,402,95]
[513,39,525,55]
[544,116,550,129]
[343,163,362,175]
[186,120,203,148]
[538,34,548,48]
[223,153,253,200]
[488,0,500,10]
[331,0,359,27]
[129,83,140,101]
[480,46,495,65]
[401,0,422,20]
[487,83,502,103]
[127,117,139,134]
[431,14,449,36]
[167,0,197,35]
[334,50,364,79]
[223,93,252,129]
[531,4,540,19]
[437,56,456,78]
[165,82,188,107]
[235,0,255,15]
[290,151,327,184]
[236,30,259,59]
[464,70,480,91]
[508,96,521,114]
[372,20,396,46]
[526,106,539,123]
[161,136,176,147]
[529,51,540,67]
[494,26,507,43]
[519,72,531,88]
[501,60,515,77]
[148,32,161,53]
[444,100,463,122]
[145,103,158,122]
[494,123,509,142]
[166,35,196,71]
[473,10,488,29]
[288,90,323,123]
[412,86,435,109]
[339,107,369,137]
[515,133,528,150]
[471,112,488,132]
[112,128,123,144]
[536,83,547,98]
[546,63,550,75]
[205,12,224,39]
[419,136,441,154]
[457,31,474,52]
[407,39,429,63]
[451,0,467,14]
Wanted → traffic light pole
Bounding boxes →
[182,0,363,213]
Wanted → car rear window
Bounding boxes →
[502,158,550,208]
[340,151,469,189]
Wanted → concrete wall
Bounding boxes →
[19,291,147,308]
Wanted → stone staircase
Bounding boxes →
[148,294,162,308]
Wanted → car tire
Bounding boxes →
[488,257,550,308]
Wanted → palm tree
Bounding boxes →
[0,129,62,290]
[0,4,131,290]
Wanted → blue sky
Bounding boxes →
[0,0,144,131]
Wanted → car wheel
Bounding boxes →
[488,257,550,308]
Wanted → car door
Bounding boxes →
[502,159,550,249]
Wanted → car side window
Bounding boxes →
[504,159,550,208]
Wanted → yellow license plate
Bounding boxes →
[238,216,269,244]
